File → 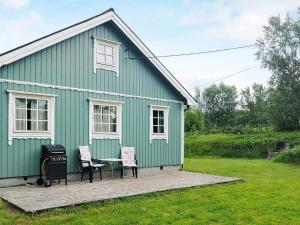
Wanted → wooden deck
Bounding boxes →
[0,171,241,213]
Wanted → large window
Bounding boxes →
[89,99,122,144]
[8,91,55,145]
[149,105,169,143]
[15,98,48,132]
[94,38,120,75]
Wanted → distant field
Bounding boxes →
[185,131,300,158]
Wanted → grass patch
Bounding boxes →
[185,131,300,158]
[1,157,300,224]
[0,157,300,225]
[274,145,300,164]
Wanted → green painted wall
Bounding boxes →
[0,21,184,178]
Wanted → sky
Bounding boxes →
[0,0,299,96]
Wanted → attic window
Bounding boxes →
[94,38,120,76]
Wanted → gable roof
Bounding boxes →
[0,8,196,105]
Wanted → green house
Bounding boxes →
[0,8,196,184]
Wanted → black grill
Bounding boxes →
[37,144,67,187]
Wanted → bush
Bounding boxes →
[274,146,300,163]
[185,109,204,133]
[185,131,300,159]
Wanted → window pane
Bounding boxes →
[102,115,110,123]
[16,109,26,119]
[94,114,101,123]
[110,124,117,132]
[153,125,158,133]
[105,55,114,65]
[110,114,116,123]
[27,120,37,131]
[110,106,116,115]
[94,124,101,132]
[38,121,48,131]
[16,120,26,131]
[153,118,158,126]
[102,106,110,114]
[159,111,164,118]
[153,110,158,117]
[27,99,37,109]
[105,46,113,55]
[94,105,101,113]
[38,110,48,120]
[159,118,164,125]
[97,44,105,54]
[27,110,37,120]
[97,54,105,64]
[16,98,26,108]
[100,124,110,132]
[159,126,164,133]
[38,100,48,110]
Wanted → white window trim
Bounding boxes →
[89,99,123,144]
[149,105,169,144]
[7,90,56,145]
[93,37,120,76]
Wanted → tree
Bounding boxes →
[240,83,269,127]
[256,12,300,131]
[184,109,204,133]
[202,83,237,128]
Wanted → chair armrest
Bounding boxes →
[81,160,91,166]
[91,158,102,163]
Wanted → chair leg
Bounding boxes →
[99,168,102,181]
[132,167,135,177]
[135,167,138,178]
[121,167,123,179]
[81,170,84,181]
[88,167,93,183]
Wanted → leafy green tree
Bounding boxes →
[240,83,269,127]
[256,12,300,131]
[184,109,204,133]
[202,83,237,128]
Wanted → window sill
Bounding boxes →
[9,133,54,145]
[89,133,121,144]
[150,135,168,144]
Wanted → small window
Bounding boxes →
[89,99,123,144]
[94,38,120,75]
[93,105,117,133]
[150,106,169,143]
[152,110,165,134]
[8,91,55,145]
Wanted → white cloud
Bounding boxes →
[0,0,31,10]
[179,0,299,42]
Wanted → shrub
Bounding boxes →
[274,145,300,164]
[185,131,300,159]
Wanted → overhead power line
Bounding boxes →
[197,65,259,88]
[126,43,255,59]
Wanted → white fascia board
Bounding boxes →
[0,11,114,67]
[0,10,196,106]
[111,14,197,106]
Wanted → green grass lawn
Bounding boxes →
[1,157,300,225]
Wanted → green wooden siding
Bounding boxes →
[0,22,184,102]
[0,21,184,178]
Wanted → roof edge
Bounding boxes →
[0,8,196,106]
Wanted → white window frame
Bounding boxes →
[93,37,120,76]
[149,105,169,144]
[89,99,123,144]
[7,90,56,145]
